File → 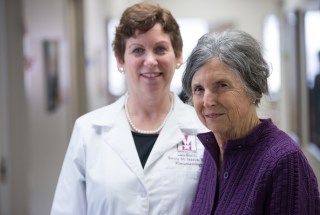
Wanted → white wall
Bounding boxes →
[84,0,110,109]
[1,0,30,214]
[23,0,71,214]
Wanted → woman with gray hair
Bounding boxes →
[182,30,320,214]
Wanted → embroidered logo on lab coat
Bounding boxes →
[166,132,203,167]
[177,134,197,152]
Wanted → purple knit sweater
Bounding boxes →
[190,119,320,215]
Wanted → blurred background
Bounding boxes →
[1,0,320,214]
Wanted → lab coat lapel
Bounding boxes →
[103,108,145,181]
[144,117,183,169]
[144,94,203,169]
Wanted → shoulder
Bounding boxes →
[264,124,301,158]
[246,119,306,172]
[74,95,125,130]
[257,121,313,175]
[255,119,300,155]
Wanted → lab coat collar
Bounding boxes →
[144,94,202,169]
[90,92,197,129]
[90,93,127,128]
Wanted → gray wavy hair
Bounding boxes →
[182,29,270,106]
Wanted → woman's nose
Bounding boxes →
[144,52,158,67]
[203,91,216,107]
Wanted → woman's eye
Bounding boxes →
[155,46,167,54]
[216,82,228,89]
[192,86,204,95]
[132,48,144,55]
[220,83,228,88]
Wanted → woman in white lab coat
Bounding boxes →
[51,2,207,215]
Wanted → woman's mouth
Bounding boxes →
[141,73,162,78]
[205,113,223,119]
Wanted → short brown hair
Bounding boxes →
[112,2,183,62]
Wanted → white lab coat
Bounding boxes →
[51,93,207,215]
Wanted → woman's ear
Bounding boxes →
[116,57,124,72]
[176,52,183,69]
[176,63,182,69]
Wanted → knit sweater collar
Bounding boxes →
[197,118,275,154]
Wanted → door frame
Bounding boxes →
[0,0,29,214]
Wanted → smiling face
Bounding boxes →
[191,59,258,140]
[117,23,182,97]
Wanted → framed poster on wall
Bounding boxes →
[43,40,60,112]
